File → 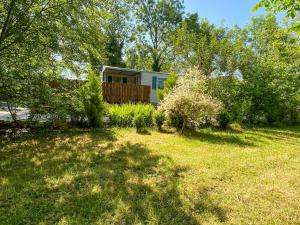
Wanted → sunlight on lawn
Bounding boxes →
[0,127,300,225]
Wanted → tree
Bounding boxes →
[106,35,126,67]
[104,0,133,67]
[159,68,222,131]
[239,15,300,123]
[80,70,105,128]
[253,0,300,31]
[132,0,184,72]
[0,0,109,122]
[208,76,244,122]
[173,15,242,76]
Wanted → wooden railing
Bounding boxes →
[102,83,150,103]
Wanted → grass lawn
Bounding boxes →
[0,125,300,225]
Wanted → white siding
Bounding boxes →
[141,71,169,103]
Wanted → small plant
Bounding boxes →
[217,111,231,129]
[133,112,146,132]
[153,111,165,130]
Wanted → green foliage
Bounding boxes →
[217,112,232,129]
[104,0,132,67]
[133,112,147,132]
[167,114,184,131]
[208,76,244,122]
[173,18,242,76]
[80,70,105,128]
[0,0,110,122]
[153,111,166,130]
[253,0,300,31]
[1,0,299,130]
[204,15,300,125]
[106,35,126,67]
[48,79,86,123]
[130,0,184,71]
[157,72,178,100]
[108,103,155,127]
[239,15,300,124]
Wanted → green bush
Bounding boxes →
[80,69,105,128]
[107,103,154,127]
[217,111,231,129]
[167,114,184,131]
[153,111,165,130]
[133,112,146,132]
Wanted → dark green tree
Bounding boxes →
[103,0,133,67]
[80,70,105,128]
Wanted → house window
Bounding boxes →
[158,78,166,89]
[107,76,112,83]
[113,76,121,83]
[122,77,127,84]
[152,76,157,90]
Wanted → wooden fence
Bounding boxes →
[102,83,150,103]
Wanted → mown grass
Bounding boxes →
[0,125,300,224]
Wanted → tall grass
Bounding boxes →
[107,103,155,127]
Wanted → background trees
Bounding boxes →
[103,0,133,67]
[0,0,109,122]
[130,0,184,72]
[0,0,299,127]
[239,15,300,123]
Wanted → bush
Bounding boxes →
[108,103,154,127]
[217,111,231,129]
[159,68,222,132]
[166,114,184,131]
[80,69,105,128]
[133,112,146,132]
[153,111,165,130]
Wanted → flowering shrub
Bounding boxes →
[159,68,222,131]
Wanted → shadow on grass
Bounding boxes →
[0,131,227,224]
[136,129,151,135]
[245,127,300,145]
[254,128,300,139]
[183,129,255,147]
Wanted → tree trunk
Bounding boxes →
[181,120,186,134]
[152,53,161,72]
[6,101,18,123]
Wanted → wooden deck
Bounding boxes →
[102,83,150,103]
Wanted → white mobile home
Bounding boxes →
[100,66,169,104]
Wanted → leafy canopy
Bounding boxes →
[253,0,300,31]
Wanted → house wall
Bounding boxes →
[141,71,169,103]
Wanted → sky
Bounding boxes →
[184,0,266,28]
